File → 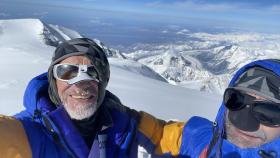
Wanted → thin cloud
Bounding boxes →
[270,5,280,12]
[89,18,112,26]
[176,29,190,35]
[145,0,280,13]
[162,30,168,33]
[166,25,181,30]
[33,12,48,16]
[146,1,242,12]
[0,13,9,17]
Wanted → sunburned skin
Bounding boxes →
[225,92,280,148]
[56,55,99,120]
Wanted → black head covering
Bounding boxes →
[48,38,110,107]
[228,64,280,131]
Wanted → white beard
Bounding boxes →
[63,102,98,120]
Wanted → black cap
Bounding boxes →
[233,66,280,102]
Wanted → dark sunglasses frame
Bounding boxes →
[224,88,280,127]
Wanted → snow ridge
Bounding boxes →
[125,32,280,94]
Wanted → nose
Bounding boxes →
[80,65,88,72]
[73,80,91,86]
[81,68,87,72]
[72,80,98,89]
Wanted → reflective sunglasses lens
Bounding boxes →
[224,89,245,111]
[56,65,79,80]
[87,66,99,79]
[253,102,280,127]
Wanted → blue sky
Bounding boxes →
[1,0,280,47]
[1,0,280,29]
[44,0,280,25]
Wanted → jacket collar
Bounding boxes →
[43,104,113,158]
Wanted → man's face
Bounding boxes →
[225,93,280,148]
[56,55,99,120]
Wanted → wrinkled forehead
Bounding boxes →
[58,55,93,65]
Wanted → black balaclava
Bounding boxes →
[228,66,280,132]
[48,38,111,147]
[48,38,110,109]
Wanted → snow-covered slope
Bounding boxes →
[0,19,222,158]
[109,58,167,82]
[43,23,83,46]
[0,19,220,121]
[0,19,168,115]
[2,18,280,158]
[125,32,280,94]
[0,19,54,114]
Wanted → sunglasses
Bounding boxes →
[53,64,99,84]
[224,88,280,127]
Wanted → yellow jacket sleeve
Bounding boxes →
[138,111,185,156]
[0,115,32,158]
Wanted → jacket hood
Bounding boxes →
[21,73,139,158]
[211,59,280,157]
[23,72,56,116]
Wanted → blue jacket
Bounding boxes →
[179,59,280,158]
[135,59,280,158]
[14,72,140,158]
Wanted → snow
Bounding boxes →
[109,58,168,83]
[48,24,82,40]
[125,31,280,95]
[0,18,232,158]
[0,19,221,121]
[0,19,54,114]
[108,65,220,121]
[2,18,280,157]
